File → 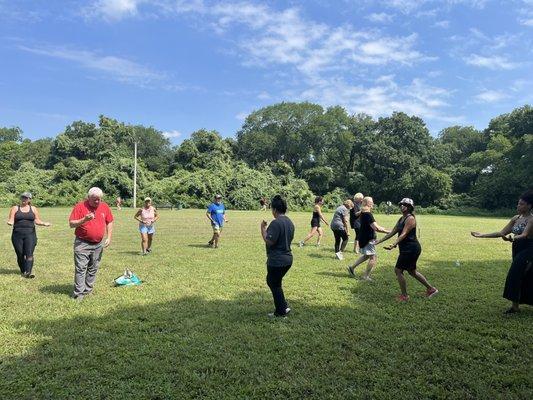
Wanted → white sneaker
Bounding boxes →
[335,252,344,260]
[298,241,304,248]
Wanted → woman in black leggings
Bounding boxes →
[7,192,51,278]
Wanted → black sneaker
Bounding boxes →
[503,308,520,315]
[72,294,84,301]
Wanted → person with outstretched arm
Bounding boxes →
[374,198,438,302]
[471,190,533,314]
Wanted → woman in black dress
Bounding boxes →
[298,196,329,247]
[471,190,533,314]
[6,192,51,278]
[375,198,438,301]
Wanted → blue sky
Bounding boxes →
[1,0,532,143]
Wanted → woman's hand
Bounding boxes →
[384,244,396,251]
[261,220,268,229]
[502,235,513,242]
[470,231,482,238]
[44,222,51,227]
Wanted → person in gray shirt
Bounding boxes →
[330,199,354,260]
[261,195,295,317]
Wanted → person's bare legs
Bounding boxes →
[350,254,370,269]
[140,233,148,254]
[213,232,220,248]
[316,227,323,246]
[362,255,377,280]
[396,268,408,295]
[147,233,154,252]
[302,227,318,244]
[407,269,432,290]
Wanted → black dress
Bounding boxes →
[394,214,421,271]
[503,221,533,305]
[311,210,321,228]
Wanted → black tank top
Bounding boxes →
[312,211,320,221]
[13,206,36,233]
[396,214,418,251]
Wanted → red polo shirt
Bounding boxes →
[69,200,114,243]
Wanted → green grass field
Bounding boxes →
[0,208,531,399]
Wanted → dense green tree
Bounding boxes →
[0,126,23,142]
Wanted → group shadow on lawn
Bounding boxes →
[1,271,532,399]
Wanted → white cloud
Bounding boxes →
[163,130,182,138]
[465,54,519,70]
[366,12,394,23]
[18,44,166,87]
[474,90,507,103]
[257,91,271,100]
[433,20,450,28]
[83,0,143,20]
[520,17,533,25]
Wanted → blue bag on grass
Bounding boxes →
[114,269,142,286]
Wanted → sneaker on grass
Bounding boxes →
[346,265,355,277]
[298,241,304,248]
[335,252,344,260]
[397,294,410,302]
[426,287,439,298]
[268,307,291,318]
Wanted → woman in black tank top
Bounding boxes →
[298,196,329,247]
[7,192,51,278]
[375,198,438,302]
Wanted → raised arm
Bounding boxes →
[33,207,51,227]
[69,213,94,228]
[6,206,16,226]
[471,217,516,238]
[260,220,275,246]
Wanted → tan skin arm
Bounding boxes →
[69,212,95,228]
[342,214,350,236]
[134,209,143,223]
[471,216,516,239]
[104,221,114,248]
[33,207,51,227]
[370,221,390,234]
[374,225,400,246]
[6,206,17,225]
[317,205,329,226]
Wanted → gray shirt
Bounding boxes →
[331,205,349,231]
[265,215,295,267]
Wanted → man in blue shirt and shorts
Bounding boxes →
[206,194,227,248]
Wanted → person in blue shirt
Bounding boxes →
[206,194,228,248]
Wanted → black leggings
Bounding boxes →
[332,229,348,253]
[266,265,291,315]
[11,231,37,275]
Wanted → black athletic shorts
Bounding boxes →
[311,218,320,228]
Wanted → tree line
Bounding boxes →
[0,103,531,211]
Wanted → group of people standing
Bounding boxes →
[4,188,533,315]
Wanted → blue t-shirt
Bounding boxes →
[208,203,225,227]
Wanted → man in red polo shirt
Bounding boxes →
[69,187,114,300]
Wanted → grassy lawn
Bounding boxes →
[0,208,531,399]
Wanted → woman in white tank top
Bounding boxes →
[134,197,159,255]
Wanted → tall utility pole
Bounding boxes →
[133,141,138,208]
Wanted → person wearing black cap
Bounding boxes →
[374,198,438,302]
[206,194,227,248]
[6,192,51,278]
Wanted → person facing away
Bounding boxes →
[6,192,51,278]
[206,194,228,248]
[68,187,114,300]
[330,199,354,260]
[261,195,295,317]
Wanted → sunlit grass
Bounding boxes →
[0,208,531,399]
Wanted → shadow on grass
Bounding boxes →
[40,283,72,296]
[315,271,349,279]
[0,267,20,275]
[307,253,332,259]
[187,244,211,249]
[117,250,142,255]
[1,287,532,399]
